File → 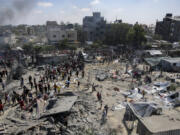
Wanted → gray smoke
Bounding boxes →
[0,0,36,25]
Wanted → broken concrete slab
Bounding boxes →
[40,96,78,118]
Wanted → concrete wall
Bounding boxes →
[38,54,68,65]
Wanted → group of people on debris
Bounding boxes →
[0,68,8,114]
[0,52,110,126]
[0,56,85,116]
[0,68,8,91]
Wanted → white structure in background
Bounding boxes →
[46,21,77,44]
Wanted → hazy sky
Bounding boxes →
[2,0,180,25]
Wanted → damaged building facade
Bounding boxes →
[83,12,106,41]
[124,103,180,135]
[155,13,180,42]
[46,21,77,44]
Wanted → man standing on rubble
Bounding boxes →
[97,92,102,109]
[1,80,5,90]
[77,81,80,88]
[30,81,33,90]
[0,99,4,115]
[76,70,79,78]
[47,83,51,92]
[82,70,84,78]
[20,77,24,87]
[29,75,32,84]
[35,83,38,95]
[142,90,145,99]
[92,83,96,92]
[54,83,57,93]
[104,105,108,117]
[66,80,70,88]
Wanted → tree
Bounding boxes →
[77,29,86,43]
[67,44,77,50]
[153,34,162,40]
[42,45,56,53]
[74,24,86,44]
[22,43,34,54]
[104,23,132,45]
[127,23,147,48]
[33,46,42,65]
[57,39,68,50]
[168,84,176,91]
[91,42,101,49]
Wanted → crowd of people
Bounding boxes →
[0,55,85,116]
[0,52,110,126]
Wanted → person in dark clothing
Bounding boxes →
[97,92,102,102]
[34,83,38,95]
[2,82,5,90]
[20,77,24,87]
[69,70,72,77]
[44,85,48,94]
[76,70,79,77]
[77,81,80,87]
[34,78,36,85]
[97,92,102,109]
[0,99,4,114]
[68,76,70,81]
[30,81,33,90]
[5,69,8,76]
[29,75,32,84]
[54,83,57,93]
[66,80,70,88]
[4,92,8,104]
[82,71,84,78]
[47,83,50,92]
[19,98,25,110]
[92,83,96,92]
[38,83,43,94]
[0,77,2,83]
[104,105,108,116]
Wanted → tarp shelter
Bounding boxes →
[144,57,169,70]
[145,50,163,56]
[161,57,180,72]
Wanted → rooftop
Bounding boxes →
[145,50,162,56]
[141,108,180,133]
[144,57,169,67]
[162,57,180,63]
[128,103,180,133]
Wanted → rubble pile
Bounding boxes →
[68,91,114,135]
[1,49,180,135]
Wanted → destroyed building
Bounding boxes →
[155,13,180,42]
[161,57,180,72]
[124,103,180,135]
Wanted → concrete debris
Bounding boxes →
[1,47,180,135]
[96,71,108,81]
[40,95,78,118]
[112,103,126,111]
